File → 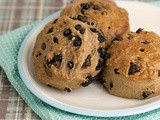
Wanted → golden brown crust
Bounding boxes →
[106,31,160,81]
[33,16,105,91]
[103,30,160,99]
[61,0,130,48]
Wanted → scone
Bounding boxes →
[60,0,130,48]
[103,29,160,99]
[33,16,105,91]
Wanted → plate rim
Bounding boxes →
[18,1,160,117]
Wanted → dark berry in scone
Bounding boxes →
[33,16,105,91]
[103,29,160,99]
[60,0,130,48]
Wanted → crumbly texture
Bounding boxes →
[103,30,160,99]
[33,16,105,91]
[61,0,130,48]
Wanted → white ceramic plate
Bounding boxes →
[18,1,160,117]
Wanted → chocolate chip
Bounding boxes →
[68,34,73,40]
[77,15,88,22]
[73,36,82,47]
[140,48,145,52]
[54,54,62,62]
[98,33,105,43]
[112,37,121,42]
[158,70,160,76]
[81,76,98,87]
[36,52,42,57]
[96,59,103,71]
[64,88,72,92]
[75,24,82,30]
[104,53,111,60]
[79,28,85,34]
[53,37,58,44]
[90,28,97,33]
[81,9,85,14]
[82,55,91,68]
[47,27,54,34]
[136,28,144,33]
[98,47,106,58]
[81,3,90,9]
[93,5,100,10]
[91,22,94,25]
[142,91,153,99]
[128,62,140,75]
[141,41,149,44]
[109,82,113,89]
[53,19,58,24]
[63,29,71,37]
[114,69,120,74]
[108,26,111,29]
[68,61,74,69]
[46,54,62,68]
[41,43,46,50]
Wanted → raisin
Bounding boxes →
[158,70,160,76]
[82,55,91,68]
[53,37,58,44]
[114,69,120,74]
[79,28,85,34]
[68,61,74,69]
[81,3,90,9]
[98,33,105,43]
[64,88,71,92]
[96,59,103,71]
[77,15,88,22]
[109,82,113,89]
[47,27,54,34]
[41,43,46,50]
[128,62,140,75]
[90,28,97,33]
[136,28,144,33]
[73,36,82,47]
[93,5,100,10]
[75,24,82,30]
[63,29,72,37]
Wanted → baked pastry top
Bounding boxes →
[33,16,105,91]
[61,0,130,48]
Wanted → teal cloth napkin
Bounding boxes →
[0,2,160,120]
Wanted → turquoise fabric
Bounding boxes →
[0,2,160,120]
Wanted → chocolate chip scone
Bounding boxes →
[103,29,160,99]
[61,0,130,48]
[33,16,105,91]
